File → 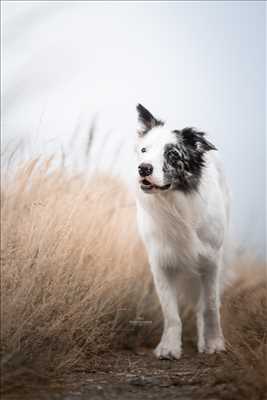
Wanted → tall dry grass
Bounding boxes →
[1,159,159,393]
[1,159,266,398]
[219,262,267,400]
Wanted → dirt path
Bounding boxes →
[47,349,238,400]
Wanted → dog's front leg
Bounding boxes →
[151,263,182,359]
[197,257,225,353]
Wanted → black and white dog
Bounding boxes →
[135,104,230,359]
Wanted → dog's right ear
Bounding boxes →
[136,104,163,136]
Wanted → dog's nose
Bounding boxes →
[138,163,153,177]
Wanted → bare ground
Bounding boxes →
[2,347,260,400]
[57,349,244,400]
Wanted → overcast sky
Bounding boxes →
[1,1,266,258]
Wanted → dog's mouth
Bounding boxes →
[140,179,171,193]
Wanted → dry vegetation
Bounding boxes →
[220,262,267,400]
[1,159,266,399]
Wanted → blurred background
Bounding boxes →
[1,1,265,258]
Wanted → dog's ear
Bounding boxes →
[196,135,217,152]
[181,128,217,153]
[199,137,218,151]
[196,132,217,153]
[136,104,163,136]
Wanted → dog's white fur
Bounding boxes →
[135,124,230,359]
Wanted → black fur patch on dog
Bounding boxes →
[163,128,217,193]
[137,104,164,136]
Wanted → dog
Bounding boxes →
[135,104,230,359]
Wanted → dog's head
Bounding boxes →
[136,104,217,194]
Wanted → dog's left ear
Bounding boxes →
[181,128,217,153]
[136,104,163,136]
[196,135,217,152]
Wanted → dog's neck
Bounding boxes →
[135,153,216,221]
[136,183,197,227]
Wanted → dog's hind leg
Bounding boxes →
[151,263,182,359]
[197,255,225,353]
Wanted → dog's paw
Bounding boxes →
[197,337,205,354]
[154,342,181,360]
[200,336,225,354]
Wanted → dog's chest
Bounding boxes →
[136,193,201,269]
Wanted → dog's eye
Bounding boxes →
[141,147,146,153]
[167,150,179,165]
